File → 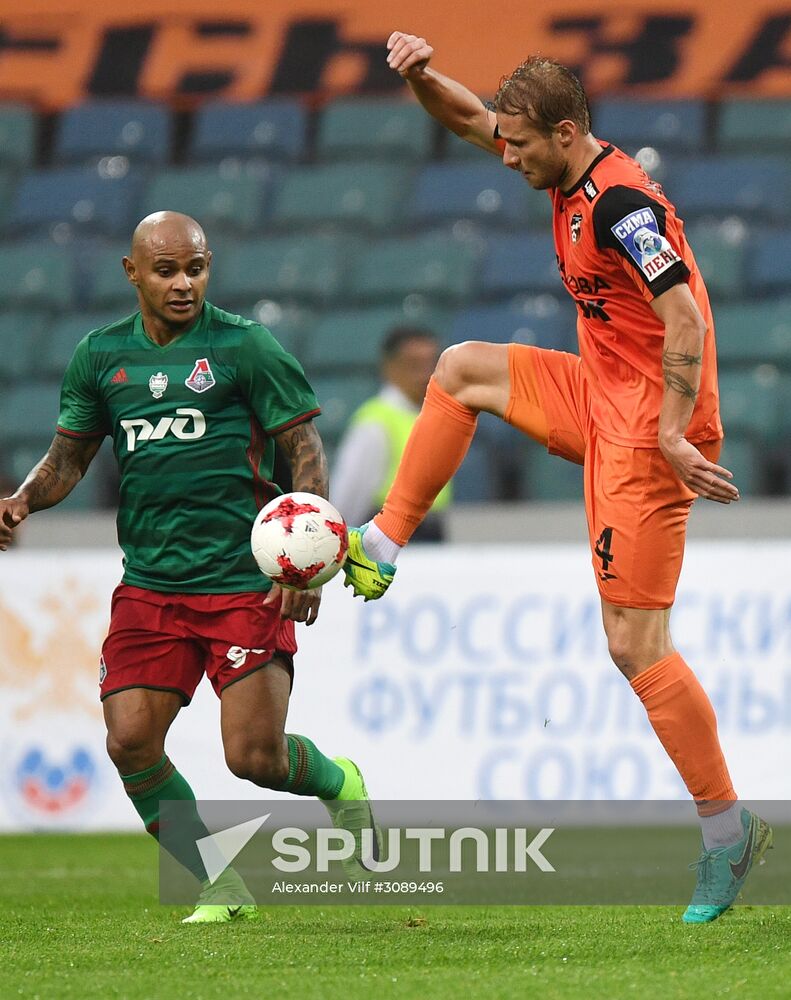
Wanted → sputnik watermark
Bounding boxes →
[270,826,556,873]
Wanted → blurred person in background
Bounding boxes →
[331,326,450,541]
[342,30,771,925]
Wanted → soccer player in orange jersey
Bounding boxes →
[342,32,771,922]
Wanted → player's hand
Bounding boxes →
[0,497,29,550]
[660,438,740,503]
[263,582,322,626]
[386,31,433,78]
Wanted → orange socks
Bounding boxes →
[374,377,478,546]
[630,652,736,816]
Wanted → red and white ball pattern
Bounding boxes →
[250,492,348,590]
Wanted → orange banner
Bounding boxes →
[2,0,791,108]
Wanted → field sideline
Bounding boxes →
[1,834,788,999]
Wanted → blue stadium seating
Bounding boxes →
[0,242,73,308]
[316,98,434,162]
[54,101,172,164]
[0,104,36,168]
[190,99,307,162]
[593,99,707,153]
[745,230,791,294]
[349,233,478,304]
[409,162,533,228]
[448,298,576,351]
[665,156,791,221]
[8,166,143,237]
[481,233,559,296]
[0,310,50,378]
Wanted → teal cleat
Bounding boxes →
[182,867,258,924]
[342,525,396,601]
[682,808,772,924]
[322,757,382,881]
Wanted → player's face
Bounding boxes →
[497,112,569,190]
[128,232,211,330]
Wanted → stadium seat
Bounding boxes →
[40,311,120,377]
[714,299,791,367]
[452,438,499,502]
[665,156,791,222]
[269,163,412,232]
[8,165,143,237]
[308,374,379,445]
[211,234,354,306]
[303,306,450,371]
[85,243,138,309]
[524,441,584,501]
[53,100,171,164]
[686,222,747,299]
[409,162,533,229]
[718,433,763,496]
[0,383,62,443]
[745,230,791,295]
[349,233,478,304]
[0,168,18,229]
[140,165,270,235]
[481,233,559,296]
[190,99,307,162]
[316,98,434,162]
[0,104,36,168]
[593,99,707,153]
[0,310,50,379]
[449,297,576,351]
[217,302,314,358]
[445,130,498,161]
[717,99,791,152]
[0,242,73,308]
[718,366,788,438]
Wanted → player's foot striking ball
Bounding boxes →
[683,809,773,923]
[322,757,381,880]
[342,526,396,601]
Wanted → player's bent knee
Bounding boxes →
[434,342,510,414]
[106,728,164,774]
[224,741,289,788]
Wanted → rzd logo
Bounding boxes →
[120,408,206,452]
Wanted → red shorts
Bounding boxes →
[505,345,721,610]
[100,585,298,703]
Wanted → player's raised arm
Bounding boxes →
[652,284,739,504]
[0,434,103,549]
[386,30,500,155]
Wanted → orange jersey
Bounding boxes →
[549,143,722,448]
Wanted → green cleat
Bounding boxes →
[181,867,258,924]
[682,808,772,924]
[342,525,396,601]
[322,757,381,881]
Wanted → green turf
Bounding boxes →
[1,834,789,999]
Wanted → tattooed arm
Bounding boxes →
[265,419,329,625]
[652,284,738,503]
[273,420,329,498]
[0,434,103,549]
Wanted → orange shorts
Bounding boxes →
[504,344,720,610]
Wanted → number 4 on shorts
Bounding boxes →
[595,526,616,580]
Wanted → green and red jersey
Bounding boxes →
[57,302,320,593]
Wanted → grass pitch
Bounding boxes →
[1,834,789,999]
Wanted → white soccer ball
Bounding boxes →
[250,492,348,590]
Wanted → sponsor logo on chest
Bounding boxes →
[186,358,216,393]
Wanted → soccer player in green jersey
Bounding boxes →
[0,211,377,923]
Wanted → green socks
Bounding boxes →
[277,735,345,799]
[120,755,209,883]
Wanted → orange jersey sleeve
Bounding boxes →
[551,144,721,447]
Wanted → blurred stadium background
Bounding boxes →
[1,0,791,833]
[2,1,791,521]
